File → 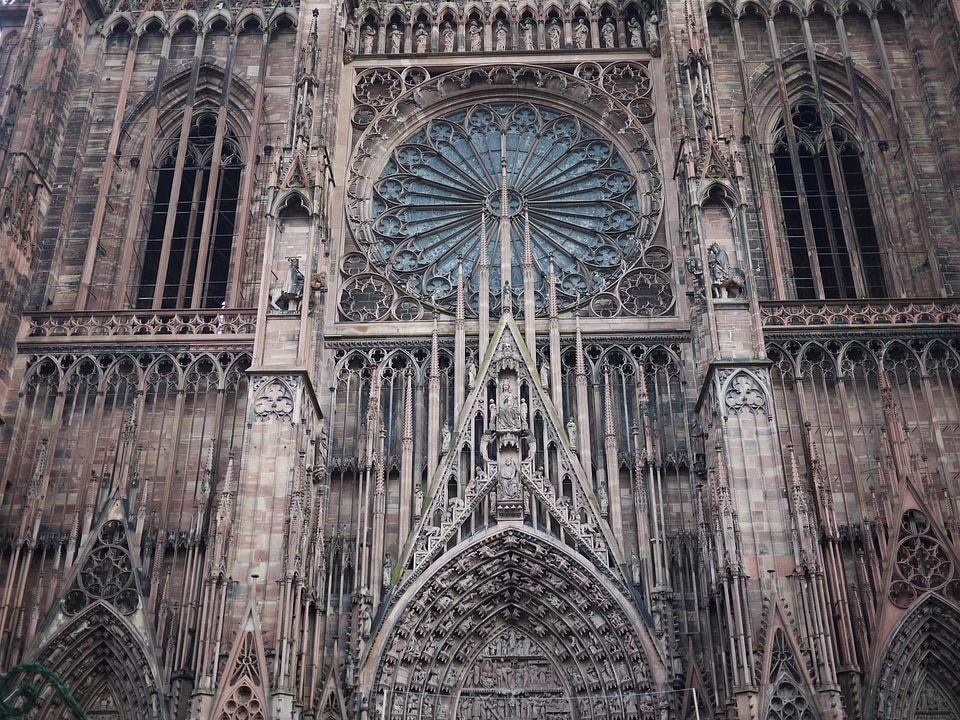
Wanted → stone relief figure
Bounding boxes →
[269,257,304,312]
[546,18,562,49]
[520,18,535,50]
[468,20,482,51]
[361,23,376,53]
[573,17,588,49]
[601,17,616,48]
[494,19,508,51]
[414,22,428,52]
[497,381,520,431]
[388,24,402,53]
[441,21,455,52]
[499,456,520,500]
[627,16,642,47]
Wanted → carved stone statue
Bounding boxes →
[414,22,428,53]
[546,18,562,49]
[627,16,642,48]
[566,418,578,448]
[630,549,642,585]
[708,242,746,299]
[645,12,660,55]
[383,552,393,588]
[540,362,550,391]
[361,24,376,53]
[494,20,508,50]
[468,20,482,51]
[440,423,451,454]
[520,18,534,50]
[497,381,520,431]
[499,456,520,500]
[269,257,304,312]
[344,18,357,61]
[441,21,455,52]
[388,24,402,53]
[414,483,424,518]
[467,359,477,389]
[597,478,609,515]
[573,17,588,49]
[359,603,372,638]
[601,17,616,48]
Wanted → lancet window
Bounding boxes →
[137,113,244,309]
[772,101,885,299]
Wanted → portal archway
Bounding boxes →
[362,525,666,719]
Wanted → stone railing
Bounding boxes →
[760,299,960,329]
[20,309,258,343]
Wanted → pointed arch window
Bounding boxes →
[137,113,243,309]
[773,101,885,299]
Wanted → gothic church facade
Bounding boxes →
[1,0,960,716]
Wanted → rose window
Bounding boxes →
[359,101,662,314]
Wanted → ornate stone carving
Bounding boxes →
[252,376,298,420]
[63,519,140,616]
[268,257,305,313]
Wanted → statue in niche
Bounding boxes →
[520,18,534,50]
[441,21,455,52]
[645,11,660,55]
[546,18,562,49]
[630,550,642,585]
[441,423,451,455]
[540,361,550,391]
[414,483,424,518]
[388,24,402,53]
[497,381,520,431]
[467,359,477,389]
[383,553,393,588]
[573,17,588,49]
[361,24,376,53]
[708,242,745,299]
[488,399,498,429]
[468,20,482,51]
[269,257,304,312]
[494,20,507,50]
[566,418,578,449]
[601,17,615,48]
[520,397,528,431]
[359,603,372,638]
[597,478,609,515]
[414,22,428,52]
[627,16,642,47]
[499,456,520,500]
[344,17,357,61]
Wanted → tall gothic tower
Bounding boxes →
[2,0,960,715]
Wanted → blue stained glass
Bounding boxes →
[364,102,657,314]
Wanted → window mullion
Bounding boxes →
[821,133,867,297]
[783,132,827,299]
[191,111,229,309]
[176,158,208,307]
[152,110,196,309]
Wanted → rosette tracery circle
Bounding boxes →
[357,99,662,315]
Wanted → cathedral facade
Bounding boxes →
[1,0,960,716]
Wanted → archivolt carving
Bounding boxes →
[32,603,166,720]
[869,594,960,720]
[366,527,663,720]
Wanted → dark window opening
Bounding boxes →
[137,114,243,309]
[773,102,885,300]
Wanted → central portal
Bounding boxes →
[454,629,573,720]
